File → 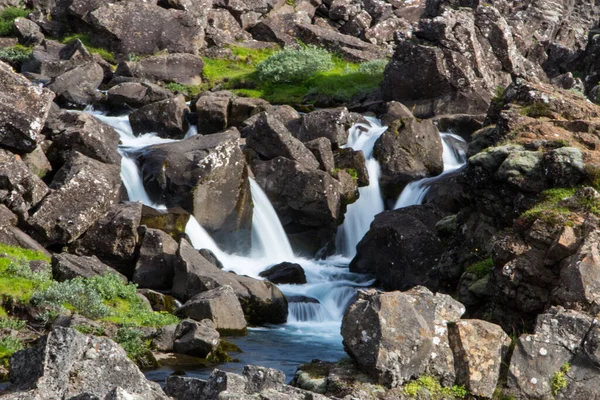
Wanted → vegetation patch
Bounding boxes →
[520,188,577,225]
[521,102,553,118]
[403,375,468,398]
[0,6,30,37]
[551,362,570,396]
[0,244,51,303]
[0,44,33,68]
[59,33,116,64]
[466,256,494,279]
[199,45,387,106]
[0,336,23,367]
[114,326,157,368]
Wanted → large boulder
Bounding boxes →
[289,108,356,148]
[259,262,307,285]
[106,82,173,109]
[382,5,543,117]
[132,227,179,291]
[51,253,125,282]
[129,95,190,139]
[69,202,142,276]
[136,128,252,251]
[341,289,433,387]
[46,61,104,106]
[173,239,288,325]
[242,112,319,169]
[6,327,168,399]
[115,53,205,85]
[173,319,220,358]
[88,2,206,58]
[176,285,247,334]
[195,91,272,134]
[45,111,122,166]
[373,102,444,199]
[448,319,510,398]
[14,17,44,46]
[349,204,447,291]
[0,149,49,220]
[0,60,54,153]
[27,152,121,246]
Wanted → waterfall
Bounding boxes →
[394,132,467,209]
[336,117,387,258]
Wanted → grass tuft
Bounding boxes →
[59,33,115,64]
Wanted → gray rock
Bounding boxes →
[138,289,180,313]
[129,95,190,139]
[14,17,44,46]
[543,147,586,188]
[341,289,433,387]
[115,53,204,85]
[304,137,335,173]
[7,327,168,399]
[51,253,125,282]
[202,369,248,400]
[0,60,55,153]
[46,62,104,106]
[165,375,207,400]
[243,112,320,170]
[195,90,233,134]
[173,319,220,358]
[133,228,179,291]
[27,152,121,246]
[448,319,510,398]
[106,82,173,110]
[22,145,52,179]
[243,365,285,393]
[152,324,177,352]
[290,108,354,147]
[176,285,247,334]
[334,148,369,187]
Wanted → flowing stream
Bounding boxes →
[88,109,466,381]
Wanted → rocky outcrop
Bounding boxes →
[350,205,447,291]
[51,253,125,281]
[88,2,206,58]
[6,327,168,399]
[176,285,247,334]
[133,227,179,291]
[136,128,252,251]
[0,60,54,153]
[27,152,121,246]
[129,95,190,139]
[382,4,543,117]
[115,53,205,85]
[46,61,104,106]
[289,108,357,148]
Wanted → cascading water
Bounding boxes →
[394,132,467,209]
[336,117,388,258]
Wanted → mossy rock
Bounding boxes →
[140,206,190,241]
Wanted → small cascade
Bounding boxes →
[249,178,295,262]
[336,117,388,258]
[394,132,467,209]
[288,302,332,323]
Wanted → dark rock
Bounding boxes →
[206,9,252,47]
[0,149,49,220]
[46,62,104,106]
[88,2,206,58]
[228,96,272,128]
[7,327,168,399]
[0,60,54,153]
[129,95,190,139]
[199,248,224,270]
[195,91,233,134]
[296,23,388,62]
[46,111,122,167]
[27,152,121,246]
[137,129,252,251]
[133,228,179,291]
[249,12,310,47]
[22,145,52,178]
[106,82,173,109]
[151,323,177,352]
[115,53,205,85]
[289,108,356,147]
[304,137,335,173]
[202,369,248,400]
[139,206,190,241]
[51,253,125,282]
[165,375,207,400]
[243,112,320,169]
[69,202,142,276]
[173,319,220,358]
[334,148,369,187]
[176,285,247,334]
[448,319,510,398]
[341,289,433,387]
[138,289,180,313]
[0,225,49,256]
[349,205,447,291]
[14,17,44,46]
[364,17,408,45]
[259,262,307,284]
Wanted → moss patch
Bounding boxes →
[403,376,468,399]
[466,257,494,279]
[59,33,116,64]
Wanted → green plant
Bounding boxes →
[492,85,506,107]
[551,362,570,396]
[521,102,553,118]
[0,336,23,365]
[114,326,156,367]
[466,257,494,279]
[0,44,33,67]
[0,317,25,330]
[0,6,30,37]
[357,59,388,77]
[74,325,104,336]
[59,33,115,63]
[403,375,468,398]
[256,45,334,83]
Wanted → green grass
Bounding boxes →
[0,6,30,37]
[403,375,468,398]
[466,257,494,279]
[0,244,51,302]
[199,45,386,105]
[59,33,115,64]
[520,188,577,224]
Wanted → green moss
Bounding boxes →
[551,362,570,396]
[403,375,468,399]
[74,324,105,336]
[0,244,50,263]
[466,257,494,279]
[0,6,30,37]
[206,340,240,363]
[521,102,553,118]
[298,361,330,379]
[0,245,51,303]
[59,33,115,64]
[520,188,577,224]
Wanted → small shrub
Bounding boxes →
[492,85,506,107]
[165,82,187,93]
[551,362,570,395]
[466,257,494,279]
[346,168,359,181]
[0,45,33,67]
[114,326,156,367]
[0,317,25,330]
[0,336,23,364]
[0,6,30,37]
[357,59,388,77]
[256,45,334,83]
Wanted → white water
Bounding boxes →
[394,132,467,209]
[86,109,371,338]
[336,117,388,258]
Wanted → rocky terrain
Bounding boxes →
[1,0,600,399]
